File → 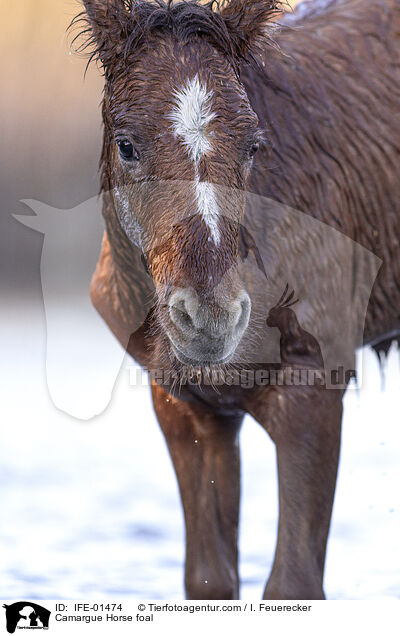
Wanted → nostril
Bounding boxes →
[169,299,194,332]
[233,296,251,335]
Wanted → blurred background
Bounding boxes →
[1,0,399,600]
[1,0,103,299]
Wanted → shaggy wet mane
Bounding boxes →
[71,0,282,75]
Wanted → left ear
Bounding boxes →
[71,0,131,70]
[220,0,281,59]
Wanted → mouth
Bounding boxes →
[170,342,235,367]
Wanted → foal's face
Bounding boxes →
[107,38,261,366]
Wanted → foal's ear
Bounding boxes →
[76,0,131,68]
[220,0,281,58]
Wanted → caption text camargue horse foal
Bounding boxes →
[72,0,400,599]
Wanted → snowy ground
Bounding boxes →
[0,297,399,600]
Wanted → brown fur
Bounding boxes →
[75,0,400,599]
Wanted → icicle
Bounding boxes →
[378,350,387,392]
[396,339,400,378]
[353,369,360,400]
[371,338,394,392]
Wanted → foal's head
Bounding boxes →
[77,0,279,367]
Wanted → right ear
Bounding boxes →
[220,0,281,61]
[73,0,131,69]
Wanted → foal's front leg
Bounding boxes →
[151,382,243,600]
[249,385,343,600]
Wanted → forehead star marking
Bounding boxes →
[168,75,215,162]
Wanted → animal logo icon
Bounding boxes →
[3,602,51,633]
[266,284,324,370]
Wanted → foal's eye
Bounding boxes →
[249,142,260,158]
[117,139,140,162]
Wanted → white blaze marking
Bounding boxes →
[169,75,220,244]
[195,178,220,244]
